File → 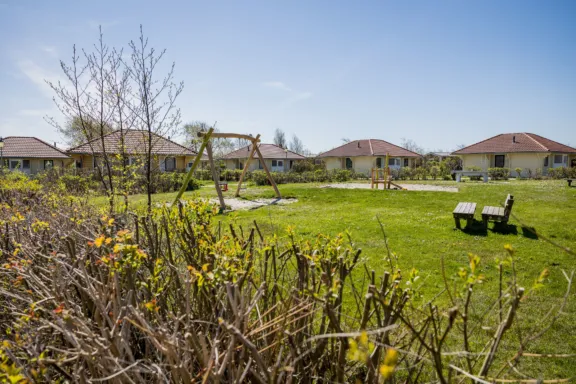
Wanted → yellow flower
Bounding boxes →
[379,364,395,379]
[94,236,105,248]
[383,348,398,366]
[504,244,514,254]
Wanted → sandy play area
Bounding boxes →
[208,198,298,211]
[320,183,458,193]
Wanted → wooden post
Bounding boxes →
[384,153,390,190]
[370,168,374,189]
[254,145,281,199]
[172,128,213,208]
[235,134,260,197]
[206,140,226,212]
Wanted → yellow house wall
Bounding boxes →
[224,158,300,172]
[459,152,576,177]
[322,156,416,174]
[507,153,545,177]
[323,157,341,171]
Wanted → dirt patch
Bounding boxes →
[321,183,458,193]
[209,198,298,211]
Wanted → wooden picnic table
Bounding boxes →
[453,202,477,229]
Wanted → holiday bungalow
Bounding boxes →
[67,129,202,172]
[451,133,576,177]
[0,136,72,174]
[317,139,421,175]
[222,144,306,172]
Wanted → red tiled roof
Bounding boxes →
[317,139,421,158]
[222,144,306,160]
[67,129,197,156]
[1,137,70,159]
[451,133,576,155]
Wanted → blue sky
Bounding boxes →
[1,0,575,153]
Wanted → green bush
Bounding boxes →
[59,174,95,195]
[488,167,510,180]
[332,169,352,182]
[514,167,523,178]
[547,167,575,179]
[291,159,325,173]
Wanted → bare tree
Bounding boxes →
[182,121,234,158]
[341,137,351,143]
[105,46,139,212]
[58,116,113,147]
[235,136,251,150]
[289,134,305,154]
[125,25,184,212]
[47,27,118,213]
[273,128,286,148]
[400,137,425,155]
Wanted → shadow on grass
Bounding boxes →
[460,220,488,236]
[521,226,539,240]
[490,222,518,235]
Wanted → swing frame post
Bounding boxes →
[171,128,214,209]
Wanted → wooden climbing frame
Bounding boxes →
[370,153,404,190]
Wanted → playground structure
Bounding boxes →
[370,153,404,190]
[172,128,281,212]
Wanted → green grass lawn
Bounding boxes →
[92,179,576,376]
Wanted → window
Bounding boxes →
[554,154,564,164]
[389,158,401,166]
[76,160,82,169]
[494,155,505,168]
[277,160,283,167]
[258,160,263,169]
[10,160,22,170]
[44,160,54,169]
[544,157,549,167]
[345,157,353,170]
[376,158,383,168]
[23,160,30,169]
[272,160,278,167]
[165,157,176,172]
[238,161,243,170]
[404,158,409,167]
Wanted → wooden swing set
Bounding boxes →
[370,153,404,190]
[172,128,281,212]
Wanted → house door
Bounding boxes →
[494,155,505,168]
[271,160,284,172]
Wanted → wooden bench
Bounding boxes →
[567,179,573,187]
[482,194,514,228]
[453,202,477,229]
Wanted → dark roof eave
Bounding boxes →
[317,154,421,158]
[451,150,576,155]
